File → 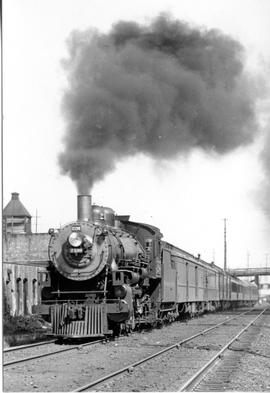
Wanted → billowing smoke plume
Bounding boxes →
[59,15,257,193]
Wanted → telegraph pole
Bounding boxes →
[35,209,41,233]
[265,253,269,269]
[212,249,215,263]
[224,218,227,271]
[247,251,250,270]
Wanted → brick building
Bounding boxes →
[3,234,50,316]
[3,193,50,316]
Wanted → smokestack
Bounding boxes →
[77,195,92,221]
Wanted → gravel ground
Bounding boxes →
[3,306,270,392]
[194,304,270,392]
[96,309,269,392]
[225,313,270,391]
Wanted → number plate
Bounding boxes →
[71,225,81,231]
[69,248,83,253]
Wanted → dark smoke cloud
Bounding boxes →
[59,15,257,193]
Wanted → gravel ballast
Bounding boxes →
[4,306,270,392]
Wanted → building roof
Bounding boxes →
[3,192,31,218]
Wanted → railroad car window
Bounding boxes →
[154,242,157,254]
[185,262,189,298]
[155,240,160,257]
[145,239,152,252]
[158,240,161,254]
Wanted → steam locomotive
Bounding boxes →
[37,195,258,338]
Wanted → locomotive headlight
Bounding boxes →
[68,232,83,247]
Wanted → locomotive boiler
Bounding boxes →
[37,194,258,338]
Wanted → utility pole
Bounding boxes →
[247,251,250,270]
[265,253,269,269]
[35,209,41,234]
[224,218,227,271]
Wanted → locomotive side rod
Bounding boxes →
[178,306,269,392]
[73,308,254,392]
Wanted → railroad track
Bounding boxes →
[73,308,258,392]
[3,338,104,367]
[178,306,269,392]
[4,339,57,353]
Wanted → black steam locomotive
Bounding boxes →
[37,195,258,338]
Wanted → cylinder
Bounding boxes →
[77,195,92,222]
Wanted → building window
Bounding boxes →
[16,278,22,315]
[23,278,28,315]
[32,279,37,305]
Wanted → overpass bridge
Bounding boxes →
[228,267,270,277]
[228,267,270,286]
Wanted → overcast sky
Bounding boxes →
[3,0,270,269]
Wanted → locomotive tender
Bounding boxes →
[37,195,258,338]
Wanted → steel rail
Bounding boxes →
[4,339,103,367]
[73,308,254,392]
[178,307,269,392]
[4,339,56,353]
